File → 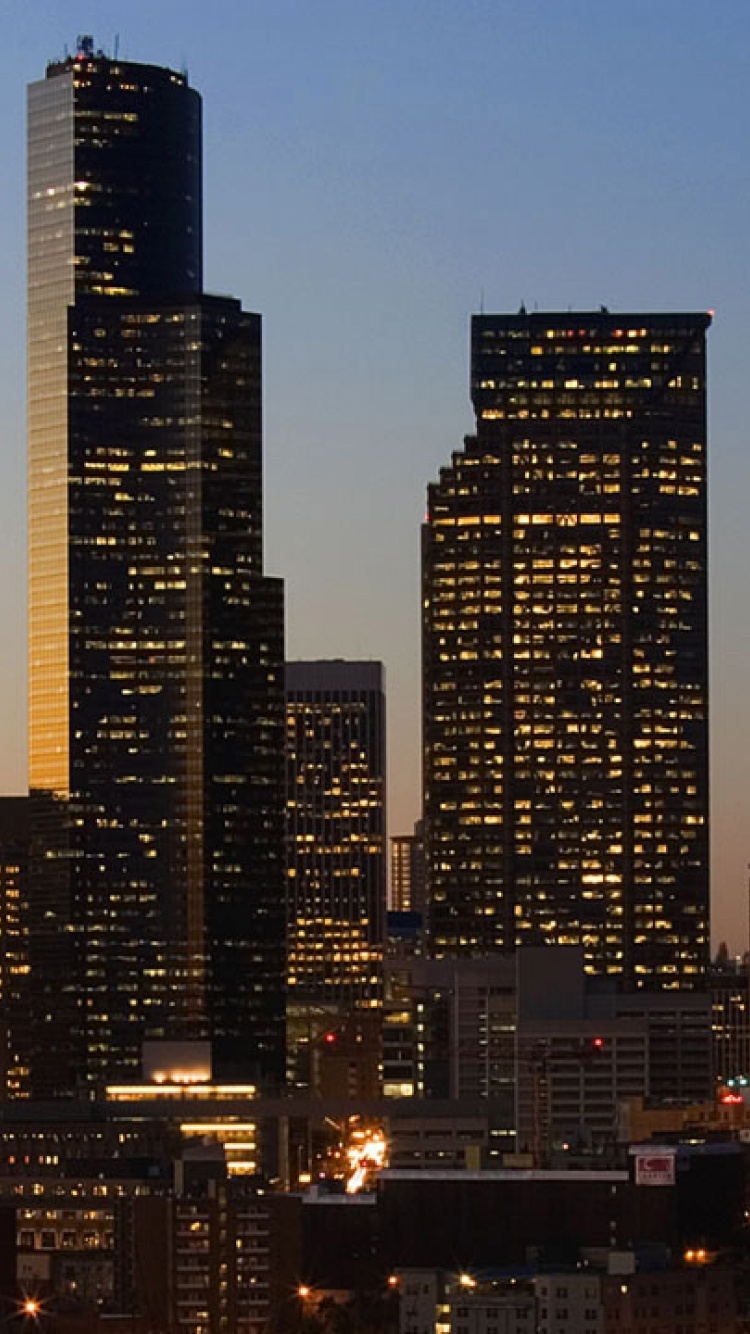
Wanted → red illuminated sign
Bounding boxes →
[634,1153,675,1186]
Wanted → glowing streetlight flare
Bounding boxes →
[344,1127,387,1193]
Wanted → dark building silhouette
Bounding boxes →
[27,40,284,1093]
[285,661,386,1084]
[709,959,750,1084]
[422,311,710,988]
[378,1146,743,1271]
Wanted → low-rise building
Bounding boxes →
[534,1273,603,1334]
[601,1266,738,1334]
[378,1147,745,1273]
[394,1265,740,1334]
[445,1277,535,1334]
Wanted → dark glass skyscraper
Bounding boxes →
[422,310,710,989]
[28,40,285,1093]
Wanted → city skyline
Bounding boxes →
[0,3,748,947]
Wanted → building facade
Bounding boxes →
[397,1268,739,1334]
[382,948,712,1157]
[379,1148,744,1272]
[423,310,710,987]
[27,40,285,1093]
[0,798,30,1099]
[285,661,386,1083]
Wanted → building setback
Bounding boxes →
[422,310,710,988]
[285,661,386,1081]
[27,40,285,1093]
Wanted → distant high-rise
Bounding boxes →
[28,40,285,1092]
[390,821,425,915]
[285,661,386,1080]
[422,310,710,988]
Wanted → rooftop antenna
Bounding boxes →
[479,287,485,315]
[114,33,120,60]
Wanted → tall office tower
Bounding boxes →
[0,799,30,1098]
[27,39,285,1093]
[423,310,710,989]
[390,820,425,914]
[285,662,386,1082]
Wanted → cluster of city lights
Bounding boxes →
[344,1124,387,1194]
[720,1077,749,1107]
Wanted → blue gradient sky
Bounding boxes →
[0,2,748,946]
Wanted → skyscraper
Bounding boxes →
[285,661,386,1081]
[28,39,285,1092]
[422,310,710,989]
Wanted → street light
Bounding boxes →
[0,1299,42,1329]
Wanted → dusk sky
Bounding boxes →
[0,1,748,946]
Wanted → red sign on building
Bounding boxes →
[634,1153,676,1186]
